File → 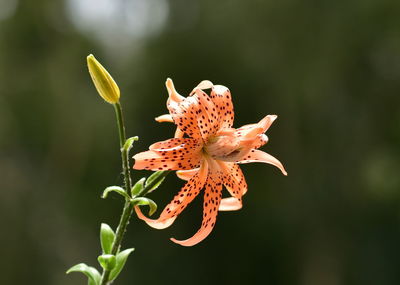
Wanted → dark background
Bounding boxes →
[1,0,400,284]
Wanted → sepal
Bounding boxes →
[109,248,135,281]
[100,223,115,254]
[66,263,101,285]
[131,197,157,216]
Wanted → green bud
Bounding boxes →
[87,54,120,104]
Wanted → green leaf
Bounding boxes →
[131,197,157,216]
[102,186,130,200]
[122,136,139,153]
[109,248,135,281]
[144,171,167,194]
[98,254,117,271]
[130,177,146,197]
[66,263,101,285]
[100,223,115,254]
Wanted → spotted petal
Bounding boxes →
[219,197,242,211]
[135,162,208,229]
[237,149,287,176]
[218,161,248,197]
[176,168,199,181]
[209,85,234,129]
[133,138,203,171]
[192,88,220,139]
[171,170,222,246]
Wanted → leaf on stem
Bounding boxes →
[98,254,117,271]
[131,197,157,216]
[130,177,146,197]
[109,248,135,281]
[102,186,130,200]
[100,223,115,254]
[66,263,101,285]
[123,136,139,153]
[144,171,167,195]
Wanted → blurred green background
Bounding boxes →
[1,0,400,284]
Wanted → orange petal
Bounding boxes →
[171,172,222,246]
[149,138,199,151]
[209,85,234,129]
[168,95,203,139]
[193,89,220,139]
[235,115,277,139]
[194,80,213,90]
[219,197,242,211]
[237,149,287,176]
[176,168,199,181]
[135,206,177,229]
[167,80,224,141]
[135,162,208,229]
[174,127,184,138]
[218,161,248,197]
[165,78,185,103]
[133,138,203,171]
[155,114,174,123]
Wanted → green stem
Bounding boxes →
[100,102,132,285]
[100,102,170,285]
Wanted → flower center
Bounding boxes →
[204,128,269,162]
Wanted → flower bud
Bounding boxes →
[87,54,120,104]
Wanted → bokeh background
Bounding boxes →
[1,0,400,284]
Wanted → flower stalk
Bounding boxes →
[99,102,170,284]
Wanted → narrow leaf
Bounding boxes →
[131,197,157,216]
[122,136,139,153]
[102,186,130,200]
[109,248,135,281]
[66,263,101,285]
[100,223,115,254]
[144,171,167,194]
[130,177,146,197]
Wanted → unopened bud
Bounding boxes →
[87,54,120,104]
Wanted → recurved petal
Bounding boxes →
[166,78,185,103]
[155,114,174,123]
[237,149,287,176]
[171,172,222,246]
[209,85,234,129]
[135,162,208,230]
[149,138,200,151]
[218,161,248,197]
[194,80,213,90]
[133,138,203,171]
[235,115,277,138]
[176,168,199,181]
[193,89,220,139]
[167,95,203,139]
[219,197,242,211]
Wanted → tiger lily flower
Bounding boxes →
[133,78,287,246]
